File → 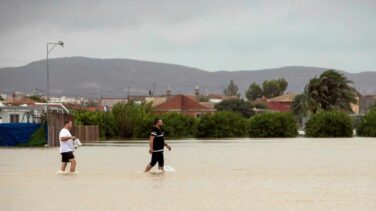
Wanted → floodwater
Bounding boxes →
[1,138,376,211]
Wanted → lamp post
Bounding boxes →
[46,41,64,146]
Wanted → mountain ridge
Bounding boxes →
[0,56,375,97]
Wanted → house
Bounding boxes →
[5,96,36,106]
[49,96,81,104]
[0,106,43,123]
[207,94,239,103]
[99,97,128,110]
[153,95,216,117]
[145,96,167,107]
[266,92,297,112]
[361,94,376,112]
[128,95,147,104]
[63,103,104,112]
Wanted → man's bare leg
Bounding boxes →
[60,162,67,172]
[158,166,164,172]
[144,164,152,172]
[69,159,76,172]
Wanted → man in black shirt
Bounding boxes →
[144,118,171,172]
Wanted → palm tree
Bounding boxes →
[291,93,309,125]
[304,70,357,113]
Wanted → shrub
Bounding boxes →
[254,103,267,109]
[73,110,117,139]
[112,102,153,138]
[133,114,157,139]
[133,113,197,139]
[248,112,297,137]
[196,111,248,138]
[305,111,352,137]
[214,99,255,118]
[160,113,197,138]
[356,109,376,137]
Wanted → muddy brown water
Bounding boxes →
[1,138,376,211]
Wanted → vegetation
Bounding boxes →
[197,95,210,102]
[262,78,288,98]
[369,102,376,111]
[74,103,198,139]
[245,78,288,101]
[248,112,297,138]
[161,112,197,138]
[254,103,267,109]
[245,82,263,101]
[73,110,117,138]
[304,111,353,137]
[356,108,376,137]
[291,93,309,125]
[71,70,361,140]
[223,80,240,97]
[112,101,153,138]
[28,95,46,103]
[196,111,248,138]
[215,99,255,118]
[305,70,357,113]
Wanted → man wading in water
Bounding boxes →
[58,120,77,173]
[144,118,171,172]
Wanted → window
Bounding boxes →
[10,114,19,123]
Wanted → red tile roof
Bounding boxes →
[267,92,297,103]
[5,96,36,105]
[153,95,214,112]
[267,101,292,112]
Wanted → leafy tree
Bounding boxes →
[101,112,117,138]
[246,78,288,100]
[197,95,209,102]
[278,78,288,94]
[254,103,267,109]
[305,69,357,113]
[369,102,376,112]
[248,112,298,138]
[291,93,309,125]
[223,80,240,96]
[262,80,282,98]
[357,109,376,137]
[215,99,255,118]
[196,111,248,138]
[161,112,197,138]
[133,114,157,139]
[28,95,46,102]
[112,101,153,138]
[245,83,263,101]
[305,111,353,137]
[73,110,117,139]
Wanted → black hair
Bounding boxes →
[64,120,72,126]
[154,118,161,125]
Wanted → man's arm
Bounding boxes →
[164,142,171,151]
[149,135,154,154]
[60,136,76,142]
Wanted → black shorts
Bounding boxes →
[150,151,164,167]
[61,151,75,163]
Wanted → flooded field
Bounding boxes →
[1,138,376,211]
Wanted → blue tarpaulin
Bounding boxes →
[0,123,42,146]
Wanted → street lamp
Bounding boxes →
[46,41,64,146]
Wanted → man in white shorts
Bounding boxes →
[59,120,77,173]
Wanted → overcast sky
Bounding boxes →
[0,0,375,72]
